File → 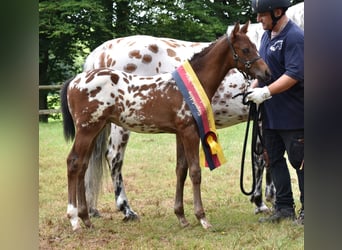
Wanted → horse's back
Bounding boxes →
[83,35,207,74]
[69,68,188,133]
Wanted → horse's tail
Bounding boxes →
[60,77,75,142]
[85,125,111,213]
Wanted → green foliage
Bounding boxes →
[39,0,114,121]
[39,0,304,121]
[39,0,260,86]
[47,92,61,121]
[115,0,254,41]
[39,0,113,82]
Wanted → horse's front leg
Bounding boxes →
[106,126,138,221]
[174,135,189,227]
[180,131,212,229]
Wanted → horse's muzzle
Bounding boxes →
[257,69,272,83]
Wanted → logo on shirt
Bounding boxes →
[270,40,283,51]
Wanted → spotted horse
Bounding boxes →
[83,36,273,219]
[83,36,269,218]
[61,22,271,230]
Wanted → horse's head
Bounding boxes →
[228,21,271,82]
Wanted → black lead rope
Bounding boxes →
[233,92,264,196]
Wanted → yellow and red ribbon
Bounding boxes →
[172,60,227,170]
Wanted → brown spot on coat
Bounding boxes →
[90,86,102,97]
[74,77,81,84]
[142,54,152,64]
[99,52,106,68]
[129,50,142,59]
[106,57,112,67]
[85,71,96,83]
[124,63,137,73]
[148,44,159,53]
[98,70,111,76]
[110,73,119,84]
[162,40,178,48]
[167,48,176,57]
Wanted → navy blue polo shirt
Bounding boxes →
[258,20,304,130]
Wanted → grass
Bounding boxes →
[39,121,304,249]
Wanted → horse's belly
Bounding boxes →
[114,113,174,134]
[211,100,249,128]
[112,97,191,134]
[210,72,250,128]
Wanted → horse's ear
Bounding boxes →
[230,22,240,39]
[240,20,250,34]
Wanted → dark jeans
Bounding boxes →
[263,129,304,209]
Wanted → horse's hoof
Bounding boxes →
[72,225,82,232]
[123,213,139,222]
[200,218,212,229]
[179,218,190,228]
[71,220,82,231]
[265,196,275,204]
[68,215,81,231]
[89,208,101,218]
[84,219,94,229]
[254,203,270,214]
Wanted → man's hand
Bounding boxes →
[247,86,271,104]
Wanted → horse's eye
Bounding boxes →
[242,48,250,54]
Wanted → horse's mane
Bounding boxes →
[189,34,227,64]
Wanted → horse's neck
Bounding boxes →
[192,36,233,100]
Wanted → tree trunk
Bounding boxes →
[115,0,131,37]
[39,43,49,123]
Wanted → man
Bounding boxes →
[247,0,304,224]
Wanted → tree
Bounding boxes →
[39,0,113,122]
[114,0,246,41]
[39,0,303,122]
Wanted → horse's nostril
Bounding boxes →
[256,70,271,82]
[265,70,271,81]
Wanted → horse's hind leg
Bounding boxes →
[261,148,276,207]
[106,125,138,221]
[265,167,276,206]
[250,151,270,214]
[66,139,92,230]
[66,144,82,231]
[67,125,105,230]
[174,136,189,227]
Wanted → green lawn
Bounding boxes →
[39,121,304,249]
